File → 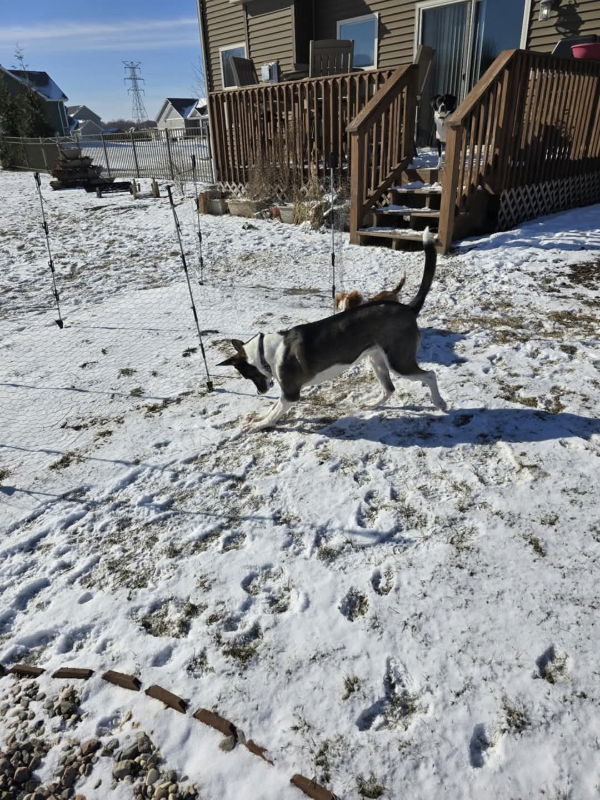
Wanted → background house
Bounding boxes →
[67,104,106,137]
[155,98,208,131]
[0,66,69,136]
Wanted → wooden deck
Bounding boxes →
[207,50,600,250]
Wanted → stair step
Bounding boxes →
[375,206,440,217]
[404,167,439,183]
[376,205,427,214]
[358,227,434,242]
[389,184,442,195]
[409,209,440,219]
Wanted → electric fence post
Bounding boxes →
[166,185,214,392]
[327,152,338,312]
[33,172,64,329]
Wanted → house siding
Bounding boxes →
[200,0,600,93]
[203,0,248,91]
[314,0,416,69]
[247,0,296,74]
[527,0,600,52]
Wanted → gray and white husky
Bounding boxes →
[218,228,446,430]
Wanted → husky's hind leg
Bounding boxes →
[365,351,395,408]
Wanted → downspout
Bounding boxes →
[196,0,218,183]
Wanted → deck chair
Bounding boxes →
[309,40,354,77]
[230,56,259,87]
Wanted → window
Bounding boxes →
[219,43,247,88]
[337,13,378,69]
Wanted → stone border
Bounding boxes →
[1,662,339,800]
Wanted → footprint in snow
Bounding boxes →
[371,565,395,596]
[357,658,419,731]
[469,724,495,768]
[151,644,174,667]
[339,588,369,621]
[354,488,381,529]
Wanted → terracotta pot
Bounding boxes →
[571,42,600,60]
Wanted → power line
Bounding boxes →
[123,61,148,125]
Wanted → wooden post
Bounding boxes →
[40,137,48,171]
[151,178,160,198]
[349,130,367,244]
[165,129,175,180]
[130,130,141,178]
[400,65,418,162]
[101,134,112,178]
[437,124,461,253]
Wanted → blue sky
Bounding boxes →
[0,0,204,121]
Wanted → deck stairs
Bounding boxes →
[356,163,443,249]
[355,160,489,250]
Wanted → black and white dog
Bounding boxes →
[218,229,446,430]
[431,93,457,167]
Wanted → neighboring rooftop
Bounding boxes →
[7,69,68,102]
[162,98,206,118]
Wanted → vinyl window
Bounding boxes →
[219,43,247,88]
[337,13,379,69]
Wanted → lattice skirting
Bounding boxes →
[497,171,600,231]
[217,178,333,202]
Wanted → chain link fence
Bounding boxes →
[1,126,214,183]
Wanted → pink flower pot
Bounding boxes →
[571,42,600,60]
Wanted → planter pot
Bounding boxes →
[571,42,600,60]
[226,198,268,218]
[207,198,228,216]
[277,203,295,224]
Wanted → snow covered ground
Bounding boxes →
[0,169,599,799]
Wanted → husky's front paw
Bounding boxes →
[364,394,389,409]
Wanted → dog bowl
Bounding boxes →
[571,42,600,60]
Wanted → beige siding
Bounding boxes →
[527,0,600,52]
[246,1,295,74]
[203,0,600,92]
[204,0,248,91]
[315,0,417,69]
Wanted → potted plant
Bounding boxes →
[571,42,600,60]
[226,151,272,217]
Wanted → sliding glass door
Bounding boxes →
[416,0,526,146]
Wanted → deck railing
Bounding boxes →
[438,49,600,251]
[208,69,395,191]
[347,64,418,243]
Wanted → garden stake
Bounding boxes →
[328,152,338,312]
[166,185,213,392]
[191,154,205,285]
[33,172,64,329]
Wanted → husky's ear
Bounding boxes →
[217,355,239,367]
[230,339,246,356]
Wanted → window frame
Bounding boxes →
[336,12,379,70]
[219,42,248,89]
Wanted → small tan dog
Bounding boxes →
[335,276,406,312]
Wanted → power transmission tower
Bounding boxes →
[123,61,148,125]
